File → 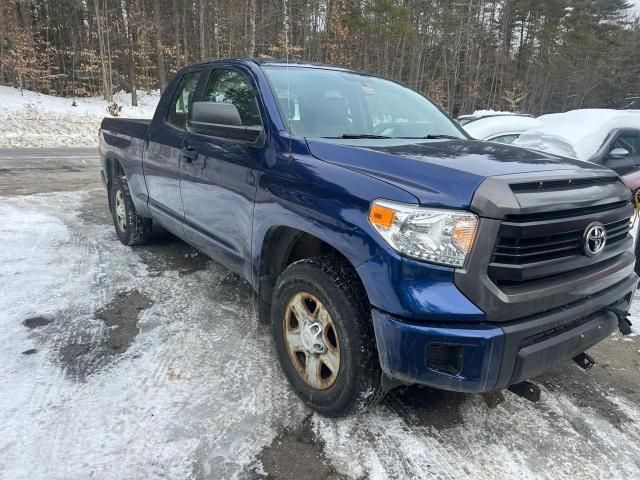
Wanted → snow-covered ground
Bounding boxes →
[0,86,159,148]
[2,173,640,479]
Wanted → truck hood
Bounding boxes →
[305,138,614,208]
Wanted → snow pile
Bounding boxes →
[463,115,543,140]
[514,109,640,160]
[0,86,159,148]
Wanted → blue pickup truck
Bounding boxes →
[100,59,636,416]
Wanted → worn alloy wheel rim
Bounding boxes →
[115,190,127,231]
[283,291,340,390]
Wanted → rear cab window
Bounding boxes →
[166,71,201,130]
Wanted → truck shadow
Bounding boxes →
[134,226,211,275]
[384,385,468,430]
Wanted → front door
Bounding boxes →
[180,66,266,278]
[144,69,201,235]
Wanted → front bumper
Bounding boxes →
[372,273,637,392]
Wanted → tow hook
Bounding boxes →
[604,307,633,335]
[573,352,596,370]
[508,381,541,403]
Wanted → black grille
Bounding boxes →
[489,202,634,285]
[503,200,629,223]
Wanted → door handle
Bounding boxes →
[182,146,199,163]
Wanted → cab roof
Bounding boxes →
[191,57,361,74]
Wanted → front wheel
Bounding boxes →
[271,256,383,416]
[110,175,152,246]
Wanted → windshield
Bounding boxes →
[263,66,466,139]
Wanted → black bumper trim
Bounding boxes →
[493,273,637,390]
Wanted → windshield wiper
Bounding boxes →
[332,133,392,139]
[397,134,462,140]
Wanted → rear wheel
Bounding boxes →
[110,175,152,246]
[271,256,383,416]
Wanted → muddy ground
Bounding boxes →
[1,148,640,480]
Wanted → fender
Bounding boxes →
[251,135,417,299]
[100,137,151,218]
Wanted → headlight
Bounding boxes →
[368,199,478,267]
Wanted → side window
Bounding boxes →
[611,133,639,156]
[167,71,201,130]
[203,69,262,127]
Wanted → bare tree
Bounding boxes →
[152,0,167,93]
[94,0,112,101]
[0,0,638,116]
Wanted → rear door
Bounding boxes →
[144,69,202,235]
[180,66,267,278]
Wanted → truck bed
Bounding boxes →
[101,117,152,139]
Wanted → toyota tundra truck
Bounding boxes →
[99,59,636,416]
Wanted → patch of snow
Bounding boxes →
[0,86,159,148]
[514,109,640,160]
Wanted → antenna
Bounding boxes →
[284,0,293,161]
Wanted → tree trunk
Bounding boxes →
[105,0,113,98]
[199,0,206,60]
[123,0,137,106]
[94,0,111,101]
[212,1,220,58]
[152,0,167,93]
[172,0,181,69]
[248,0,256,57]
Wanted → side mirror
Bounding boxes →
[191,101,242,126]
[609,147,630,159]
[188,101,263,143]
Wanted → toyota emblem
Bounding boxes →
[583,222,607,257]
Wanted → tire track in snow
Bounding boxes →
[385,391,472,479]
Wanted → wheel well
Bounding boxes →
[105,157,125,208]
[258,227,364,307]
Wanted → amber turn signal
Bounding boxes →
[368,204,396,229]
[452,219,477,253]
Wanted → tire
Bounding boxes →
[110,175,152,246]
[271,256,384,416]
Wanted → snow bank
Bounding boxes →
[0,86,159,148]
[514,109,640,160]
